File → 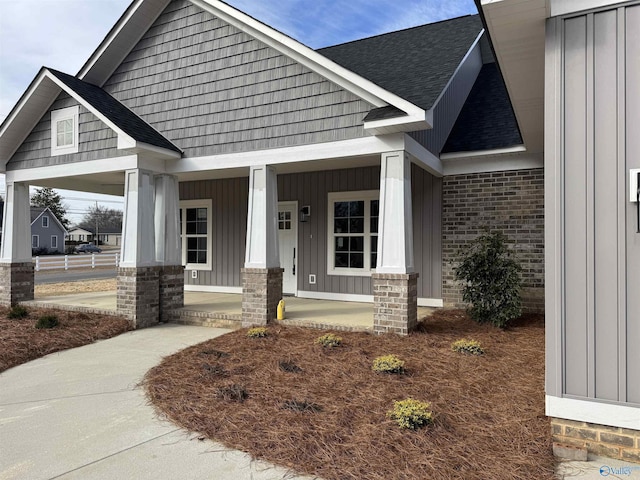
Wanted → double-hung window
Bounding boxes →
[180,200,212,270]
[42,216,49,228]
[50,106,79,156]
[327,190,379,276]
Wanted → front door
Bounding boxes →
[278,202,298,295]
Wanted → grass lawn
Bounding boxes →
[144,310,555,480]
[0,306,131,373]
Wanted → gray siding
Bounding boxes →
[103,0,374,158]
[555,5,640,404]
[410,42,481,155]
[31,214,65,252]
[8,94,125,170]
[180,165,442,299]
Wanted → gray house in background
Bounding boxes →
[30,207,67,254]
[0,0,637,461]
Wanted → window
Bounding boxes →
[79,234,84,241]
[278,211,292,230]
[50,106,79,156]
[32,235,39,248]
[180,200,212,270]
[51,236,58,249]
[42,216,49,228]
[327,190,379,276]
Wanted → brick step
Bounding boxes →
[171,309,243,329]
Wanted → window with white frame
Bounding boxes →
[32,235,39,248]
[180,200,212,270]
[51,236,58,249]
[327,190,379,276]
[50,106,79,156]
[42,215,49,228]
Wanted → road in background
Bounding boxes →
[35,268,117,284]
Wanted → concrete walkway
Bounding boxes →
[0,324,314,480]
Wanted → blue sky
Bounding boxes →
[0,0,476,222]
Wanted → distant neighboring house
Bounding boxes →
[67,226,122,246]
[30,207,67,254]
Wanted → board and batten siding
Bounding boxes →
[8,94,126,170]
[546,4,640,405]
[102,0,375,158]
[179,165,442,299]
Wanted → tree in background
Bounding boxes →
[78,204,123,233]
[30,187,70,229]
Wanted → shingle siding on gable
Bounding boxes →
[102,0,374,157]
[8,94,125,170]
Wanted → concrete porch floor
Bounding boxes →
[28,291,435,332]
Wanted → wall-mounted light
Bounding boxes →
[300,205,311,223]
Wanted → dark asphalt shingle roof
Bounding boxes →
[47,69,181,154]
[442,63,522,153]
[318,15,483,112]
[30,207,46,223]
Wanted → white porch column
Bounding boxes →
[242,165,282,326]
[245,165,279,268]
[117,169,160,328]
[0,181,34,305]
[154,174,184,322]
[1,182,32,262]
[377,150,414,274]
[373,151,418,335]
[120,169,156,267]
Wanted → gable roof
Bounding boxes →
[48,69,182,154]
[442,63,522,153]
[30,207,68,233]
[318,15,483,114]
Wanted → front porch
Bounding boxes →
[24,291,436,332]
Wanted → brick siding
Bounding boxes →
[159,265,185,323]
[372,272,418,335]
[241,268,283,327]
[442,168,544,312]
[0,262,34,306]
[117,266,161,328]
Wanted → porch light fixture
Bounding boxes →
[300,206,311,223]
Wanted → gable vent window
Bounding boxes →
[42,216,49,228]
[50,106,79,156]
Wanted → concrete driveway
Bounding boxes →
[0,324,313,480]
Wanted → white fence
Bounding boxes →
[34,253,120,272]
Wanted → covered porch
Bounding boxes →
[24,291,436,332]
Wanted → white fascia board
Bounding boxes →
[549,0,624,17]
[191,0,425,120]
[364,112,432,135]
[441,149,543,176]
[546,396,640,430]
[404,134,443,177]
[170,135,406,174]
[6,155,140,183]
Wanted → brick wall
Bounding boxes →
[372,273,418,335]
[159,265,185,322]
[442,168,544,312]
[0,262,34,306]
[117,266,161,328]
[552,418,640,462]
[241,268,283,327]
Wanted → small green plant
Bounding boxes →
[372,354,405,374]
[246,327,268,338]
[451,338,485,355]
[8,305,28,319]
[387,398,434,430]
[315,333,342,348]
[454,231,522,328]
[35,315,59,329]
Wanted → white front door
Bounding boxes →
[278,201,298,295]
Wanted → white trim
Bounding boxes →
[327,190,379,277]
[363,113,430,135]
[32,235,39,248]
[404,134,444,177]
[50,106,79,156]
[440,145,527,160]
[6,155,140,183]
[51,235,58,249]
[418,298,444,308]
[298,290,374,304]
[184,284,242,294]
[549,0,634,17]
[278,200,298,296]
[180,199,213,271]
[441,151,544,176]
[546,396,640,430]
[42,215,49,228]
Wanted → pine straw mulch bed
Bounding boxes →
[144,310,555,480]
[0,306,131,373]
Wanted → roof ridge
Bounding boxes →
[318,14,478,51]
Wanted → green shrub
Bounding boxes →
[35,315,59,329]
[451,338,485,355]
[246,327,268,338]
[372,354,405,374]
[315,333,342,348]
[454,231,522,328]
[387,398,433,430]
[8,305,29,319]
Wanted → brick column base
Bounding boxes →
[372,272,419,336]
[159,265,184,323]
[0,262,34,306]
[117,266,161,329]
[551,418,640,463]
[241,267,283,327]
